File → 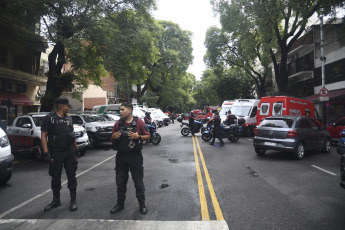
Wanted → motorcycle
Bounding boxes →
[201,122,242,142]
[145,123,161,145]
[181,120,206,136]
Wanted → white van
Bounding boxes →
[220,100,236,122]
[229,99,260,136]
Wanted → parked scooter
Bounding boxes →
[145,123,161,145]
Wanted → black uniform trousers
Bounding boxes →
[49,147,78,199]
[211,128,224,145]
[115,151,145,205]
[189,123,195,136]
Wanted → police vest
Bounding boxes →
[115,116,142,153]
[214,116,221,128]
[48,113,74,151]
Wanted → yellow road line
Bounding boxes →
[195,137,225,221]
[192,135,210,220]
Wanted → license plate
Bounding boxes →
[264,142,276,146]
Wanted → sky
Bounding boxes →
[152,0,221,80]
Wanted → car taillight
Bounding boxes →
[254,128,258,136]
[286,130,297,138]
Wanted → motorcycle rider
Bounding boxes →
[225,110,237,125]
[207,111,224,146]
[188,111,198,136]
[144,112,154,143]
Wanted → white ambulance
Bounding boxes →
[229,99,260,136]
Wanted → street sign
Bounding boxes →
[319,96,329,102]
[319,88,329,97]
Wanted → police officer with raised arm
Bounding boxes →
[110,102,150,214]
[41,98,79,212]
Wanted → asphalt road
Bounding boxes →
[0,122,344,229]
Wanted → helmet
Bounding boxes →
[145,112,151,117]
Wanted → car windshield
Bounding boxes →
[219,107,230,116]
[230,106,252,116]
[82,115,108,123]
[32,116,45,127]
[260,118,294,128]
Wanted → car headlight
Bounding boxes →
[0,135,9,148]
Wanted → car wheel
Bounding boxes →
[294,142,305,160]
[34,142,44,161]
[321,138,331,153]
[255,148,266,156]
[0,172,12,184]
[88,133,97,148]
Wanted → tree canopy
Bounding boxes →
[211,0,345,94]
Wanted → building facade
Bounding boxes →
[0,2,47,125]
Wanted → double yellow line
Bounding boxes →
[192,135,224,221]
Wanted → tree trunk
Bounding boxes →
[40,41,72,112]
[275,46,289,94]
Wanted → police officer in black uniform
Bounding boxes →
[208,111,225,146]
[110,102,150,214]
[41,98,79,212]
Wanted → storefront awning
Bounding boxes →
[305,88,345,102]
[0,91,34,106]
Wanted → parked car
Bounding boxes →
[70,114,114,148]
[253,116,331,160]
[326,117,345,143]
[7,113,89,160]
[0,127,14,184]
[103,113,120,122]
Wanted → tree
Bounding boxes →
[204,25,271,97]
[211,0,345,93]
[194,69,254,107]
[6,0,156,111]
[140,20,194,106]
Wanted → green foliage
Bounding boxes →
[193,69,254,107]
[211,0,345,93]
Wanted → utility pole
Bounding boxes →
[319,15,328,125]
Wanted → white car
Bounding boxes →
[70,114,115,148]
[7,113,89,160]
[0,127,14,184]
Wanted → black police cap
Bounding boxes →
[55,98,71,106]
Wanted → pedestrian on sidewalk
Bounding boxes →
[110,102,150,214]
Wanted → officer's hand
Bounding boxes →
[44,152,54,163]
[111,131,121,140]
[128,131,139,140]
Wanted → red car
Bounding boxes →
[326,117,345,142]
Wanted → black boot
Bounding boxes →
[138,200,148,214]
[44,198,61,211]
[70,199,78,211]
[110,203,124,214]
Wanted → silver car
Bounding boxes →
[253,116,331,159]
